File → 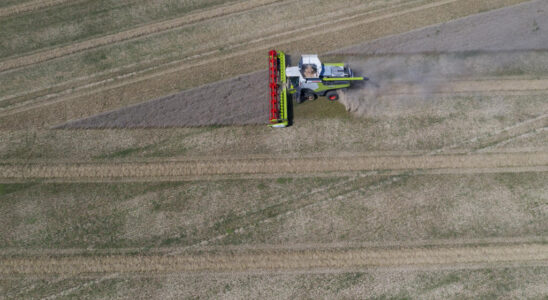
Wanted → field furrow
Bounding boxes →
[1,152,546,182]
[3,243,548,276]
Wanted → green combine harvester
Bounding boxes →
[268,49,367,127]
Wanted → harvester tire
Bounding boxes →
[298,91,316,103]
[326,90,339,101]
[304,92,317,102]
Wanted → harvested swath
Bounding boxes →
[1,152,547,181]
[58,71,269,128]
[332,0,548,55]
[3,243,548,275]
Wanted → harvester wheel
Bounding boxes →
[304,92,316,102]
[326,90,339,101]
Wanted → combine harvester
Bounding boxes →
[268,49,367,127]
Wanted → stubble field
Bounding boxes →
[1,0,548,299]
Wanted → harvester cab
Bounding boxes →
[269,50,367,127]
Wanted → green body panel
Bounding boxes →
[324,62,345,67]
[287,81,350,95]
[279,52,288,123]
[315,82,349,93]
[322,77,364,81]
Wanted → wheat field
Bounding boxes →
[1,0,548,298]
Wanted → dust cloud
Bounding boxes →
[338,51,548,116]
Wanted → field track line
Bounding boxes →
[1,152,546,181]
[0,0,283,73]
[0,0,74,18]
[4,236,548,256]
[3,243,548,275]
[428,113,548,154]
[2,166,544,183]
[478,127,548,152]
[41,274,120,300]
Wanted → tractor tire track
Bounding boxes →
[0,0,74,18]
[3,243,548,276]
[4,236,547,256]
[477,127,548,152]
[0,0,527,128]
[433,113,548,153]
[1,152,546,182]
[0,0,283,73]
